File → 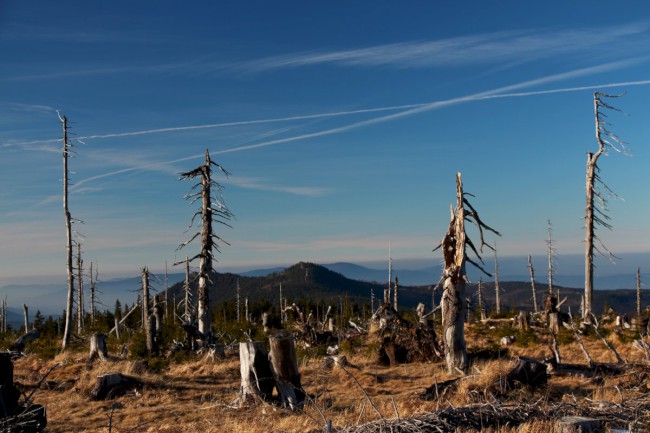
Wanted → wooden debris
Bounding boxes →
[90,373,142,400]
[501,357,547,390]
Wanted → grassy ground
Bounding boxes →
[11,322,650,433]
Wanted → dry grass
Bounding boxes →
[11,324,650,433]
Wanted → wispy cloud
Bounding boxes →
[4,102,57,115]
[232,23,649,72]
[0,22,157,44]
[226,177,330,197]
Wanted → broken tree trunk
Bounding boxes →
[88,333,108,362]
[269,332,304,410]
[528,255,538,313]
[61,114,74,350]
[235,341,275,406]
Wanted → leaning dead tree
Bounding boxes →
[60,113,75,350]
[435,173,500,373]
[637,267,642,318]
[178,149,233,336]
[76,242,84,334]
[584,92,626,318]
[494,242,500,315]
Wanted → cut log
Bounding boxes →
[90,373,142,400]
[10,329,40,352]
[235,341,275,407]
[88,333,108,362]
[556,416,604,433]
[269,332,304,410]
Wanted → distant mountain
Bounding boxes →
[323,262,438,286]
[239,266,287,277]
[164,262,647,315]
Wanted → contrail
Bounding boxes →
[4,68,649,151]
[72,69,650,189]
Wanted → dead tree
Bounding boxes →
[269,332,304,410]
[178,149,232,336]
[89,262,98,326]
[435,173,500,373]
[385,243,393,305]
[234,341,275,406]
[584,92,626,318]
[494,243,500,315]
[637,267,642,318]
[393,277,399,312]
[141,267,157,356]
[61,114,75,350]
[547,220,556,309]
[477,278,486,321]
[236,279,241,322]
[88,333,108,362]
[23,304,28,333]
[76,242,84,334]
[528,255,539,314]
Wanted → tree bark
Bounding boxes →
[236,341,275,406]
[441,173,469,374]
[23,304,28,333]
[269,332,304,410]
[88,333,108,362]
[61,115,74,350]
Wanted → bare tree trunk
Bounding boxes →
[441,174,469,374]
[88,333,108,362]
[236,341,275,406]
[236,279,241,323]
[494,244,500,315]
[164,261,169,324]
[528,255,538,313]
[184,256,190,323]
[245,297,249,323]
[62,115,75,350]
[547,220,555,308]
[637,267,642,318]
[279,283,284,324]
[23,304,28,333]
[393,277,399,312]
[196,152,213,336]
[477,278,485,321]
[90,262,96,326]
[77,242,84,334]
[142,267,156,356]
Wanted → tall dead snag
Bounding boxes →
[585,92,626,318]
[546,220,556,309]
[637,267,642,318]
[61,114,75,350]
[528,255,538,314]
[76,242,84,334]
[436,173,500,373]
[494,243,500,315]
[178,150,232,336]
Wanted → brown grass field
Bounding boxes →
[11,323,650,433]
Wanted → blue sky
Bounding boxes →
[2,1,650,289]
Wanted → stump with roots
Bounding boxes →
[88,333,108,362]
[233,341,275,407]
[269,332,304,410]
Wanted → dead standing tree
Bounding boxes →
[178,149,232,336]
[435,173,500,373]
[584,92,626,318]
[60,113,75,350]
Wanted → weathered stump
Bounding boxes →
[269,332,304,410]
[235,342,275,406]
[0,353,47,432]
[90,373,141,400]
[88,333,108,362]
[556,416,603,433]
[516,311,529,330]
[10,329,40,352]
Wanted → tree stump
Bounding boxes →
[235,342,275,406]
[269,332,304,410]
[556,416,603,433]
[90,373,141,400]
[516,311,529,330]
[88,333,108,362]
